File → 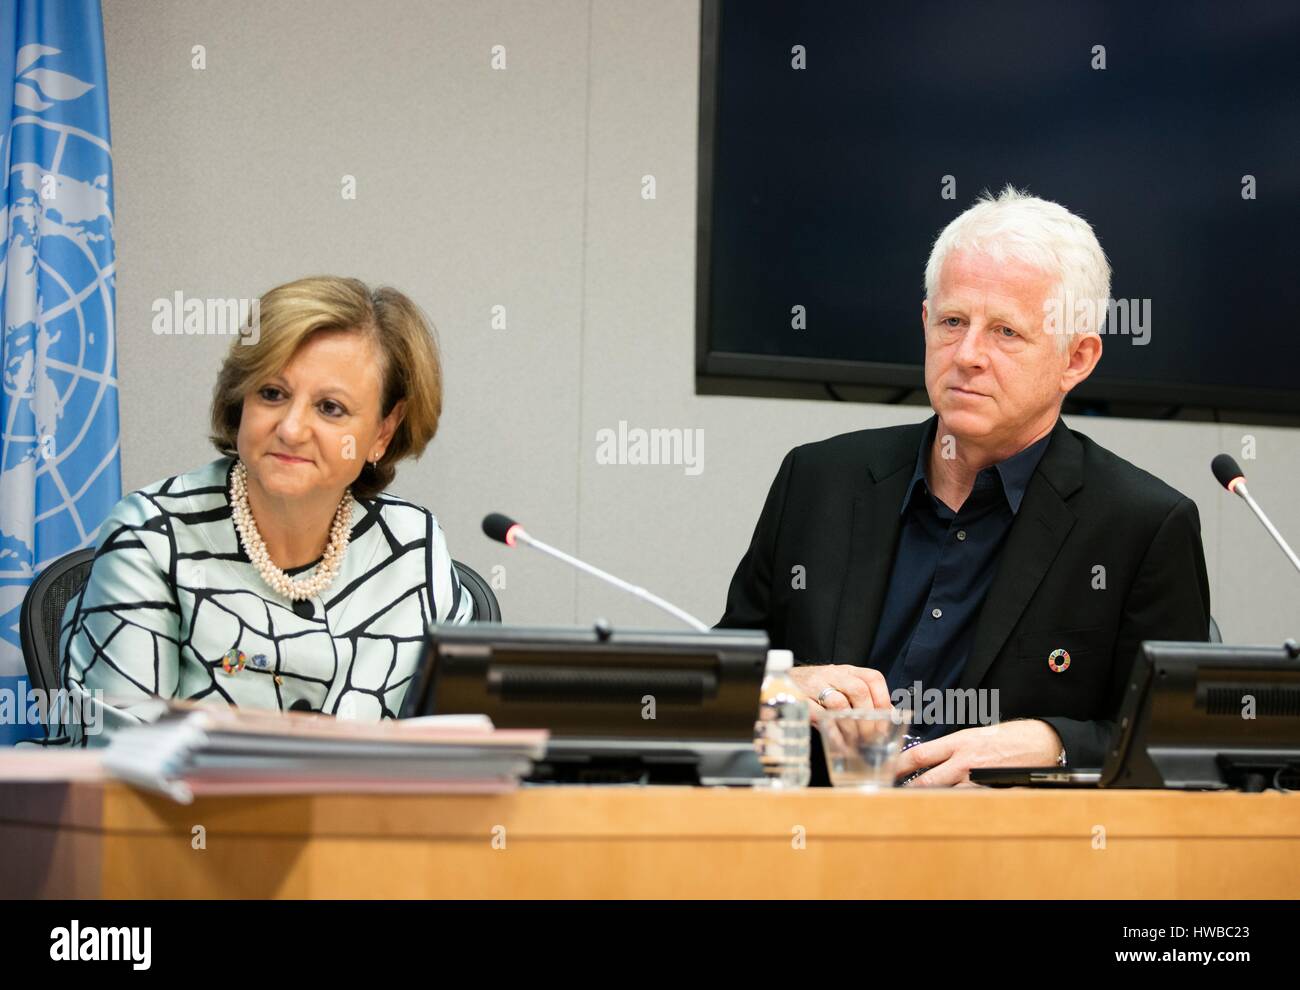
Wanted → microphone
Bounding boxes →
[481,512,710,632]
[1212,454,1300,575]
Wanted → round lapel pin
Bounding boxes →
[1047,648,1071,673]
[221,649,247,675]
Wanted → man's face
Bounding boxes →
[922,249,1096,445]
[237,329,399,503]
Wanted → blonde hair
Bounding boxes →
[924,185,1112,349]
[209,276,443,500]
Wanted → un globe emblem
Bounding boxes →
[0,42,120,680]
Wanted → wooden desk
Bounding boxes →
[3,779,1298,898]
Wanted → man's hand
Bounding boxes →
[894,719,1063,787]
[787,663,892,721]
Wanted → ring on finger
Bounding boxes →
[816,686,843,706]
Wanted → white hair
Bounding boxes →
[923,185,1112,349]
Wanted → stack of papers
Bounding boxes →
[101,702,548,803]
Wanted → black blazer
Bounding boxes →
[718,415,1211,769]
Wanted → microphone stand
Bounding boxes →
[1231,480,1300,575]
[511,528,711,632]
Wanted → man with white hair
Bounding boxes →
[719,187,1211,785]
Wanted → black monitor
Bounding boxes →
[1103,640,1300,790]
[696,0,1300,417]
[400,623,770,785]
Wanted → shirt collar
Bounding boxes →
[900,415,1055,516]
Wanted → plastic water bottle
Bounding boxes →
[753,649,811,788]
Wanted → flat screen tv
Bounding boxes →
[695,0,1300,415]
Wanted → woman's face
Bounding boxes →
[236,328,403,504]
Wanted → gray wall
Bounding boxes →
[103,0,1300,646]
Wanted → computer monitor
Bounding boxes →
[1104,640,1300,790]
[400,623,770,785]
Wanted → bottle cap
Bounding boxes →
[765,648,794,673]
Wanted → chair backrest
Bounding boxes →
[19,547,97,696]
[452,559,501,623]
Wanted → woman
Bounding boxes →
[55,276,474,746]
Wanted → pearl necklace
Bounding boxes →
[229,460,353,602]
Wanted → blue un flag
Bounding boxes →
[0,1,120,744]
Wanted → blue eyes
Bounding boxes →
[940,318,1018,338]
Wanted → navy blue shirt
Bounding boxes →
[871,417,1053,739]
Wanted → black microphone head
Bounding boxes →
[482,512,520,545]
[1211,453,1245,492]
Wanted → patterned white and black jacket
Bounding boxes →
[54,457,473,746]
